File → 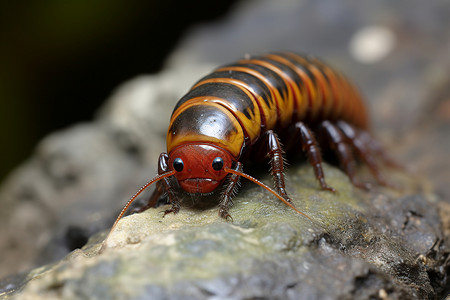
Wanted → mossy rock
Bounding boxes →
[1,163,445,299]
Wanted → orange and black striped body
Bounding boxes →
[103,52,396,245]
[167,52,368,165]
[151,52,390,217]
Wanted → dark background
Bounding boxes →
[0,0,239,182]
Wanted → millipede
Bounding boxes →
[101,52,398,247]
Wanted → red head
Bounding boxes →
[168,144,236,194]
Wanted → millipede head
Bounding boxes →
[169,144,235,194]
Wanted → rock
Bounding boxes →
[0,164,444,299]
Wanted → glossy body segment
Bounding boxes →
[167,100,245,157]
[236,58,296,128]
[168,52,369,160]
[198,69,275,129]
[277,53,325,122]
[189,79,263,142]
[214,64,283,130]
[263,54,310,120]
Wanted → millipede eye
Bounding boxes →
[173,158,184,172]
[212,157,224,171]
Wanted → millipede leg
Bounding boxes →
[218,162,243,220]
[358,130,403,170]
[264,130,293,203]
[295,122,336,192]
[163,199,181,217]
[145,153,180,216]
[321,121,370,190]
[336,121,390,186]
[133,153,175,213]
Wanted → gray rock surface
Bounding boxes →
[0,166,445,299]
[1,0,449,299]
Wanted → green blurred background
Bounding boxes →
[0,0,238,182]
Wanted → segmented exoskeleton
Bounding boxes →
[102,52,396,248]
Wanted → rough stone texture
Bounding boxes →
[1,0,450,299]
[0,166,445,299]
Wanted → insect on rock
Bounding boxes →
[100,52,398,249]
